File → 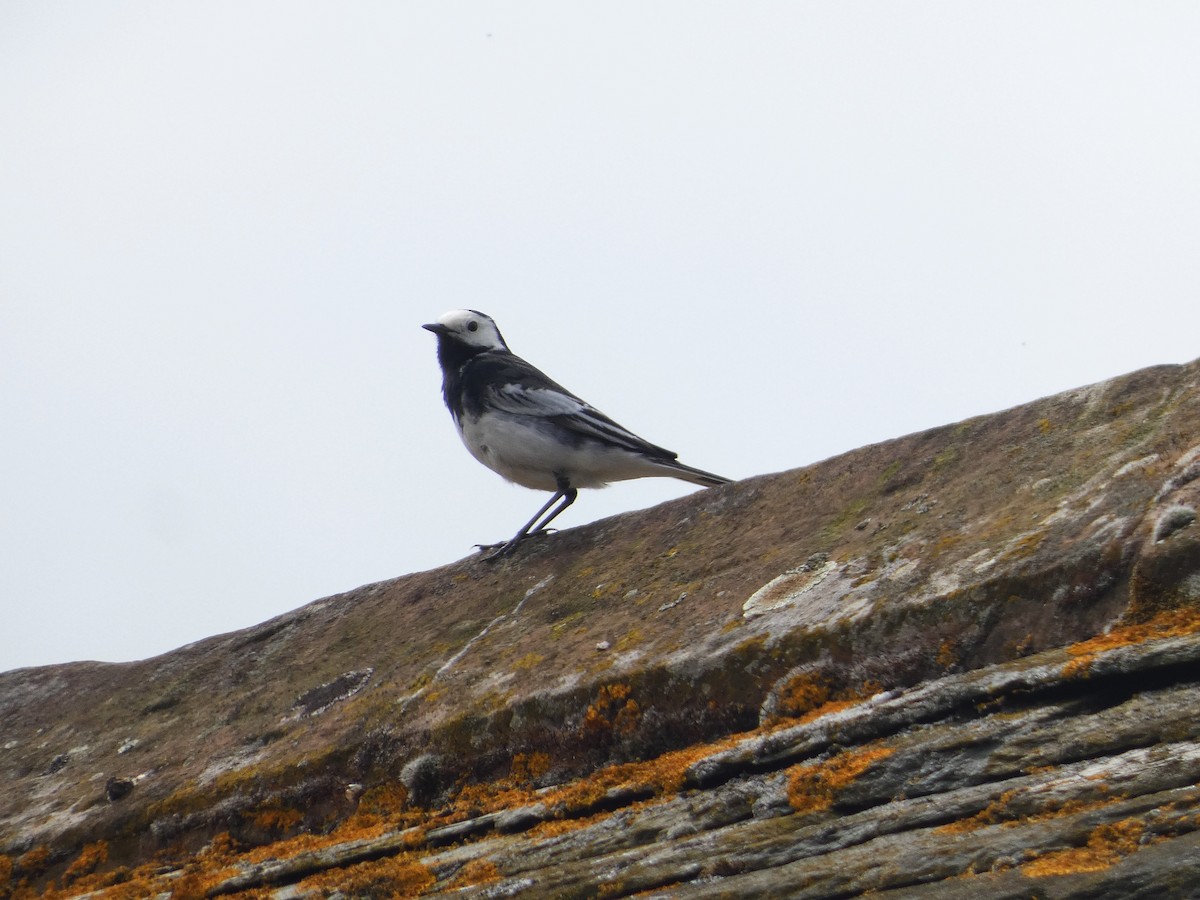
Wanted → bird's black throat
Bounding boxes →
[435,337,493,418]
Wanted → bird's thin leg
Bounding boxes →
[528,484,578,535]
[481,478,577,561]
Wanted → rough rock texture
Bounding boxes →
[3,358,1200,898]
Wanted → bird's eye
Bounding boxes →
[467,321,479,333]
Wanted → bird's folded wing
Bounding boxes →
[487,381,678,460]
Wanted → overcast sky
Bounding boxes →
[2,3,1198,672]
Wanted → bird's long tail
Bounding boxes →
[660,460,732,488]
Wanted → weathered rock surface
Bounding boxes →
[3,358,1200,898]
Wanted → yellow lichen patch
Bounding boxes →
[1004,529,1049,561]
[1063,608,1200,678]
[1022,818,1148,877]
[786,744,896,815]
[590,580,626,600]
[512,652,546,671]
[614,628,645,653]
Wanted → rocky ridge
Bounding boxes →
[2,357,1200,898]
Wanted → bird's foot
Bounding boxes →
[474,528,557,562]
[474,540,512,561]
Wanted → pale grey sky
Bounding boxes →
[2,3,1198,671]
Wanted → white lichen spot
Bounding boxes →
[883,558,921,582]
[1174,444,1200,471]
[743,560,839,618]
[658,592,688,612]
[926,571,962,596]
[975,557,998,575]
[1154,505,1196,543]
[960,549,995,573]
[1113,454,1160,479]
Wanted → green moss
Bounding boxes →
[933,446,961,468]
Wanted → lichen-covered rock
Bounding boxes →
[3,358,1200,897]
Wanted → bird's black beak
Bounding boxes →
[423,323,449,336]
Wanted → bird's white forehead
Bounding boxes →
[435,309,491,330]
[433,308,507,350]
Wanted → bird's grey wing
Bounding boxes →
[486,371,678,460]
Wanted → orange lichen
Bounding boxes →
[936,790,1020,834]
[768,674,880,726]
[352,782,411,827]
[1064,608,1200,678]
[509,751,552,785]
[449,858,502,889]
[204,831,243,863]
[1022,818,1147,877]
[246,804,304,833]
[16,848,49,879]
[527,726,760,827]
[0,699,926,896]
[772,672,831,719]
[936,639,958,668]
[582,683,642,739]
[296,853,435,898]
[937,792,1123,836]
[786,744,896,815]
[61,841,109,886]
[531,795,673,841]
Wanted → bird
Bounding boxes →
[423,310,731,559]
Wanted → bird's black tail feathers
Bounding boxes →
[660,460,732,488]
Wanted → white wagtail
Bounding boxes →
[423,310,731,559]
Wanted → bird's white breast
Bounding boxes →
[457,410,670,491]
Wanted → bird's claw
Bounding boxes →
[474,528,558,562]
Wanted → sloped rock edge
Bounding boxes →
[201,626,1200,898]
[346,531,1139,813]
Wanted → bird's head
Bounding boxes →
[422,309,509,352]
